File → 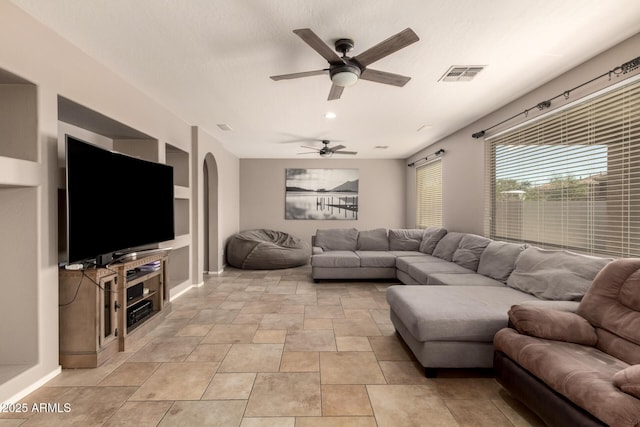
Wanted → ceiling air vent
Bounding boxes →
[439,65,485,82]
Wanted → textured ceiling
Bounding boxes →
[11,0,640,159]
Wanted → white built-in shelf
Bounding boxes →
[0,156,40,187]
[174,185,190,199]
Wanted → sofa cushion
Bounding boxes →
[506,247,610,301]
[508,305,597,346]
[356,228,389,251]
[432,232,465,261]
[387,285,539,342]
[452,234,492,271]
[315,228,358,251]
[311,251,360,268]
[494,328,638,427]
[356,251,397,268]
[477,241,527,283]
[419,227,448,255]
[389,250,427,258]
[407,261,475,284]
[395,255,439,273]
[426,273,505,287]
[613,365,640,399]
[388,229,424,251]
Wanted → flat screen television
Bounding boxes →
[65,135,175,265]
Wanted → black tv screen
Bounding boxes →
[65,135,175,264]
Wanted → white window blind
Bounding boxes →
[486,78,640,257]
[416,159,443,228]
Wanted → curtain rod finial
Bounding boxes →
[472,130,485,139]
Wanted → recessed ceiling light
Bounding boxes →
[217,123,233,131]
[325,112,337,119]
[417,124,432,132]
[375,145,389,149]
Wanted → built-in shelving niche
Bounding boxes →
[168,245,190,290]
[165,143,189,188]
[0,69,37,162]
[0,69,39,385]
[164,143,191,295]
[174,198,190,237]
[166,144,190,238]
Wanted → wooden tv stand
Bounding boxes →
[58,253,170,368]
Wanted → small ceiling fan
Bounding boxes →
[298,140,357,157]
[270,28,419,100]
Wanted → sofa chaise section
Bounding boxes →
[387,246,611,374]
[387,285,542,372]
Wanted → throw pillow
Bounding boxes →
[314,228,358,251]
[477,241,528,283]
[506,247,611,301]
[452,234,492,271]
[508,305,598,346]
[613,365,640,399]
[357,228,389,251]
[388,229,424,251]
[418,227,447,255]
[432,232,465,261]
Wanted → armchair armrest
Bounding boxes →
[508,304,597,346]
[614,365,640,399]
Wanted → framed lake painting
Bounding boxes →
[285,168,359,220]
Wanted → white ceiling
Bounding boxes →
[11,0,640,159]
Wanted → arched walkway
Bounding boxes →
[203,153,219,273]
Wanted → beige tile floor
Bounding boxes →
[0,265,545,426]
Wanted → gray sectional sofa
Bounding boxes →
[311,227,612,374]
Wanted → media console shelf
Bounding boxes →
[58,253,170,368]
[114,253,170,351]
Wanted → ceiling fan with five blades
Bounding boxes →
[270,28,419,100]
[298,140,357,157]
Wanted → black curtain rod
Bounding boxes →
[471,55,640,139]
[407,148,445,167]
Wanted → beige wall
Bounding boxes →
[240,159,406,247]
[406,32,640,235]
[0,2,240,403]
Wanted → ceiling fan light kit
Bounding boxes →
[270,28,419,100]
[330,64,360,87]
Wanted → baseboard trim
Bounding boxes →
[2,365,61,404]
[169,282,195,301]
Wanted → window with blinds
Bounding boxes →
[486,78,640,257]
[416,159,443,228]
